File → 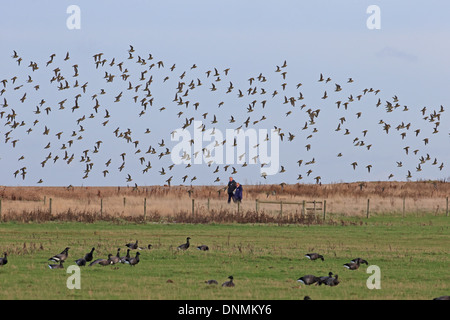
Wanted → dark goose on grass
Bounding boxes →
[84,247,95,262]
[138,244,152,250]
[197,245,209,251]
[297,275,320,286]
[318,272,334,285]
[305,253,324,261]
[75,257,86,266]
[0,252,8,266]
[48,247,70,263]
[125,252,140,266]
[48,261,64,269]
[344,260,361,270]
[89,254,113,266]
[351,258,368,265]
[120,249,131,263]
[125,240,138,250]
[110,248,121,264]
[222,276,235,287]
[177,237,191,251]
[433,296,450,300]
[323,274,340,287]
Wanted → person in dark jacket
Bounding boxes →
[227,177,237,203]
[233,183,243,203]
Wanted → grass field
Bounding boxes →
[0,215,448,300]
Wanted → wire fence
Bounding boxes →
[0,195,448,223]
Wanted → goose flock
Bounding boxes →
[46,240,150,269]
[42,237,210,270]
[0,47,447,186]
[1,239,449,300]
[297,254,369,288]
[40,237,232,287]
[42,242,358,289]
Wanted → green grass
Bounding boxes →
[0,216,448,300]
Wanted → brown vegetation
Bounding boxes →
[0,181,448,223]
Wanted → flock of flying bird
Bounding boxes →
[0,46,447,186]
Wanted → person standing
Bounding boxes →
[227,176,237,203]
[233,183,243,203]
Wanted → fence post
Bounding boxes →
[0,198,2,222]
[144,198,147,221]
[100,198,103,217]
[302,200,306,216]
[207,198,210,212]
[44,196,46,206]
[313,200,316,214]
[237,201,240,213]
[49,198,53,214]
[123,197,126,207]
[256,199,259,212]
[192,199,195,217]
[366,199,370,218]
[323,200,327,220]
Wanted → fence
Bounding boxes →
[364,197,449,218]
[255,199,326,219]
[0,196,448,222]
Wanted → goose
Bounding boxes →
[0,252,7,266]
[297,275,320,286]
[305,253,324,261]
[197,245,209,251]
[125,240,138,250]
[351,258,368,265]
[84,247,95,262]
[89,254,113,266]
[205,280,218,285]
[75,257,86,266]
[322,274,340,286]
[317,272,334,285]
[120,249,131,263]
[49,247,70,263]
[222,276,235,287]
[48,261,64,269]
[138,244,152,250]
[110,248,121,264]
[125,252,140,266]
[344,260,361,270]
[177,237,191,250]
[433,296,450,300]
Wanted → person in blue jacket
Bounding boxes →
[233,183,243,203]
[227,176,237,203]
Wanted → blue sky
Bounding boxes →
[0,1,449,186]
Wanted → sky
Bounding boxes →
[0,1,449,187]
